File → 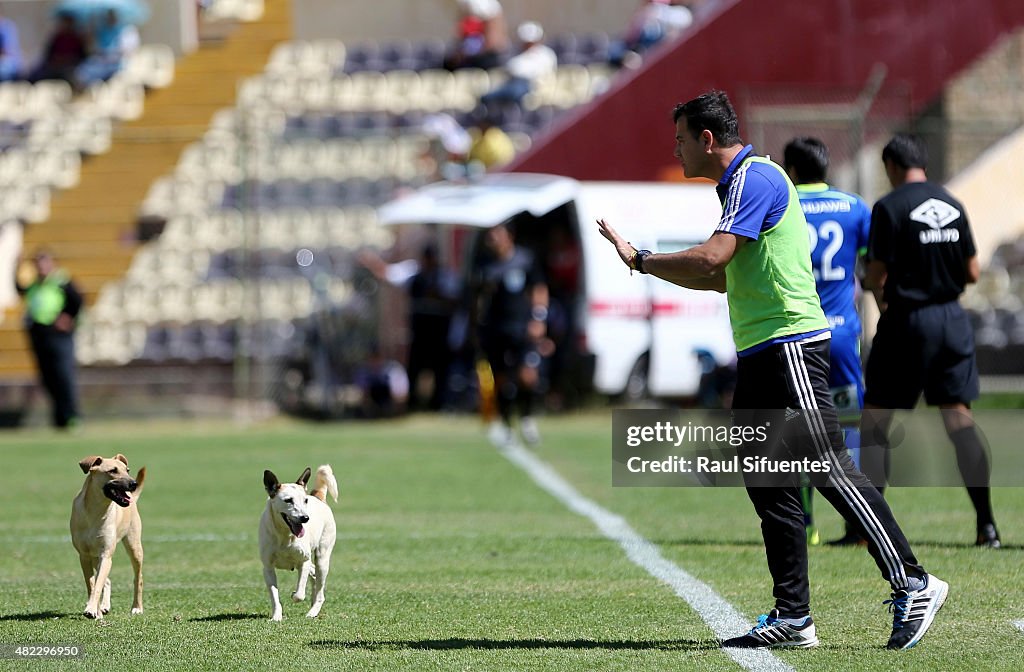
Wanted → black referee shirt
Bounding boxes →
[868,181,976,307]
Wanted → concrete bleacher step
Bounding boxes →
[0,0,294,382]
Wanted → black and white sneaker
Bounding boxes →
[722,609,819,649]
[885,574,949,650]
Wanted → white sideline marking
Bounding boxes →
[1014,619,1024,634]
[497,441,794,672]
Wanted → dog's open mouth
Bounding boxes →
[281,513,304,538]
[103,480,135,508]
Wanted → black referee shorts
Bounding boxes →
[864,301,979,408]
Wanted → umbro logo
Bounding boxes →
[910,198,961,229]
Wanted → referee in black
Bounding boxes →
[861,133,1000,548]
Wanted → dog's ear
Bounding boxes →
[78,456,103,474]
[114,454,129,467]
[296,467,311,487]
[263,470,280,497]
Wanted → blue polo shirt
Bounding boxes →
[715,145,791,240]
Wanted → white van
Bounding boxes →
[376,173,735,399]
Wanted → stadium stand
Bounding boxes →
[0,0,287,390]
[3,0,1022,420]
[62,19,615,377]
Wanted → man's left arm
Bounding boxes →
[960,206,979,284]
[641,232,741,292]
[53,279,83,333]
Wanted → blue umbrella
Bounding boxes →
[52,0,151,26]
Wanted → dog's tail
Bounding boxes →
[134,466,147,498]
[310,465,338,503]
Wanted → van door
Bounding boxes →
[646,238,734,397]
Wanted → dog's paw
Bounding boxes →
[83,608,101,620]
[130,607,143,615]
[101,607,110,615]
[269,613,283,622]
[291,592,305,603]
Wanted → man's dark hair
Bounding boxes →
[881,133,928,170]
[783,137,829,183]
[672,90,742,146]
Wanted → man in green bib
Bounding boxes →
[16,249,82,429]
[598,90,945,650]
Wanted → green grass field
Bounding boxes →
[0,413,1022,671]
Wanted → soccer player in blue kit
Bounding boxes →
[783,137,871,546]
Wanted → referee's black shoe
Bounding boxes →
[885,574,949,650]
[976,523,1001,549]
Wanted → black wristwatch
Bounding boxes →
[634,249,653,274]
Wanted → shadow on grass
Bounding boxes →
[911,540,1023,551]
[0,611,70,621]
[309,638,719,652]
[649,538,765,549]
[189,613,265,622]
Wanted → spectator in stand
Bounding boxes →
[443,0,508,70]
[609,0,692,69]
[0,8,23,81]
[28,11,88,87]
[76,9,140,86]
[421,112,475,181]
[480,21,556,108]
[468,111,516,171]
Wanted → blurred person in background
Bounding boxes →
[359,244,461,412]
[860,133,1001,548]
[472,221,549,447]
[609,0,692,69]
[467,110,516,171]
[443,0,508,70]
[28,11,87,86]
[420,112,474,181]
[480,21,556,108]
[0,7,23,81]
[541,223,581,410]
[76,8,140,86]
[783,136,872,547]
[353,347,409,419]
[15,249,82,429]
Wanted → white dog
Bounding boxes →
[259,465,338,621]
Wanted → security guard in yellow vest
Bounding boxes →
[16,249,83,428]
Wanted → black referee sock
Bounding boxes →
[518,387,535,419]
[497,379,517,425]
[949,426,994,527]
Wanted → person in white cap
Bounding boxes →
[480,21,556,107]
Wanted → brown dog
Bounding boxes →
[70,454,145,619]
